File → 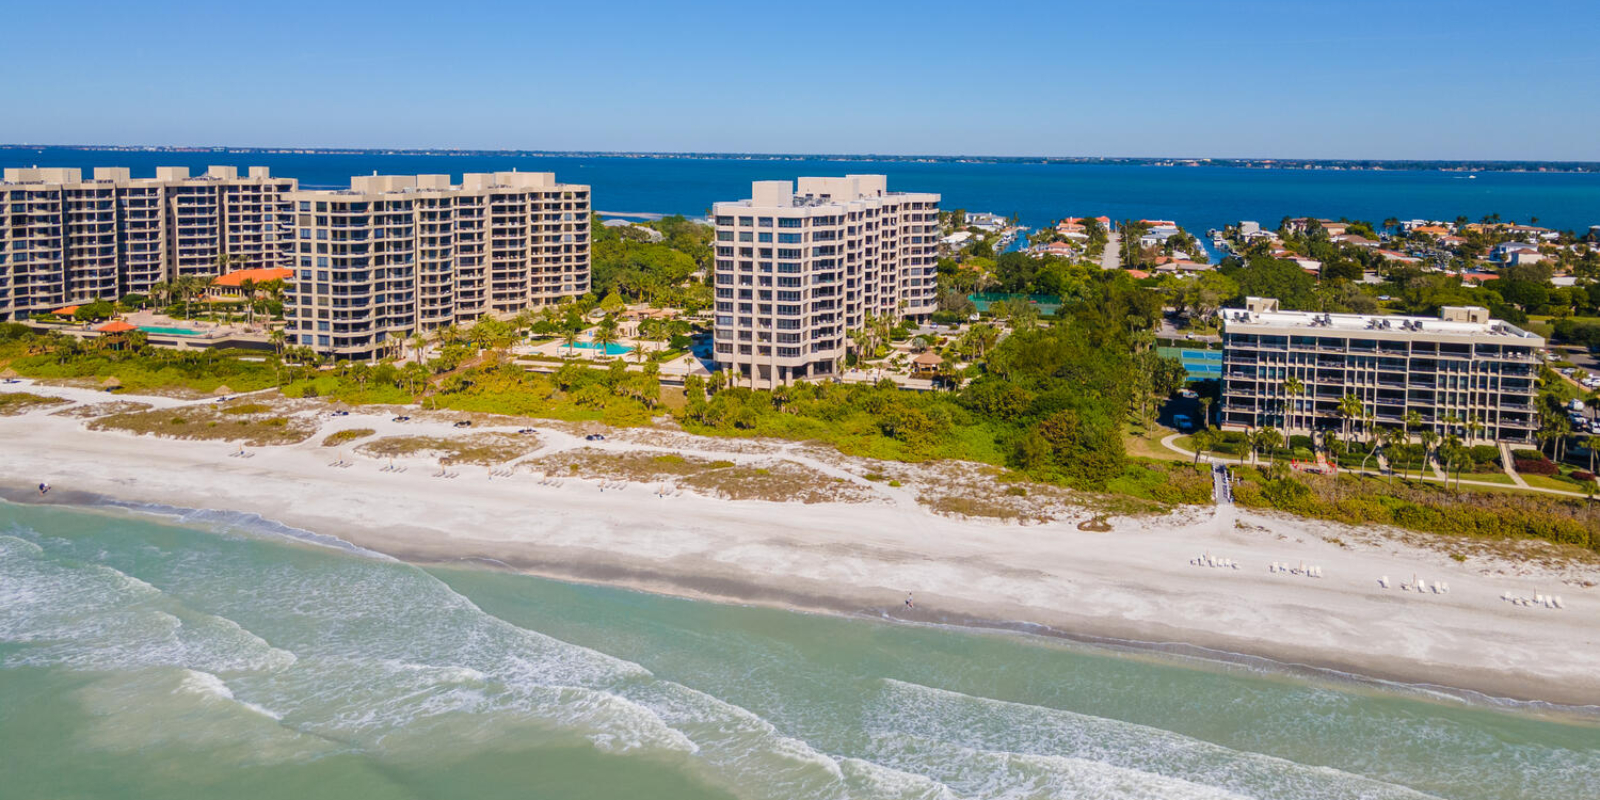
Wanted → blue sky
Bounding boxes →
[4,0,1596,159]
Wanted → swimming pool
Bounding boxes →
[565,341,633,355]
[138,326,208,337]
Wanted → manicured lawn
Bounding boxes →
[1457,471,1515,486]
[1521,473,1591,493]
[1124,425,1186,461]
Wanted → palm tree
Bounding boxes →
[1419,428,1440,474]
[594,314,620,355]
[1404,410,1422,436]
[559,322,581,360]
[1380,426,1405,485]
[1442,434,1465,491]
[267,328,286,357]
[1337,393,1363,441]
[1197,396,1213,430]
[1190,429,1215,465]
[1585,435,1600,477]
[1256,426,1283,465]
[1282,376,1305,428]
[1358,417,1384,474]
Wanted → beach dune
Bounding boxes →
[3,383,1597,708]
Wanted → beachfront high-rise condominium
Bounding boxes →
[1220,297,1544,443]
[711,175,940,388]
[0,166,296,319]
[284,172,590,360]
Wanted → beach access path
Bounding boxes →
[3,382,1598,707]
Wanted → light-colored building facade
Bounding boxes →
[284,171,589,360]
[1220,297,1543,443]
[0,165,296,319]
[711,175,939,388]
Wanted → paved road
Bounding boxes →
[1101,231,1121,270]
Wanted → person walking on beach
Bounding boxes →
[905,592,914,609]
[38,482,50,495]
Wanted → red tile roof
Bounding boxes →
[212,267,293,287]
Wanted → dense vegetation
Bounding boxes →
[681,272,1200,501]
[1234,469,1599,552]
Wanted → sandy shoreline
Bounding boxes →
[4,382,1599,709]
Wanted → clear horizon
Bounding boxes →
[4,0,1597,161]
[8,144,1600,166]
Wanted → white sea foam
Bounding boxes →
[178,668,283,720]
[868,679,1445,800]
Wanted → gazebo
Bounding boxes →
[96,320,138,350]
[213,385,235,397]
[100,377,122,393]
[910,351,945,377]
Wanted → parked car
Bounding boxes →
[453,420,472,429]
[1178,389,1199,400]
[391,415,411,422]
[584,433,606,442]
[1571,399,1586,412]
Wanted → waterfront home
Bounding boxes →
[1331,233,1377,248]
[1492,241,1544,264]
[1376,250,1421,264]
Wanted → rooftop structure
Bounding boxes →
[1221,297,1543,443]
[711,175,939,388]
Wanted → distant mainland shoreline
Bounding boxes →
[3,143,1597,174]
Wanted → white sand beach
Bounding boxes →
[3,382,1598,707]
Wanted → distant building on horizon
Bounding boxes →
[711,175,939,388]
[1220,297,1543,444]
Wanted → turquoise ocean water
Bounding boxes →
[6,147,1600,236]
[2,499,1597,800]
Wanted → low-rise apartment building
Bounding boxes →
[0,165,295,319]
[1220,297,1543,443]
[284,171,589,360]
[711,175,940,388]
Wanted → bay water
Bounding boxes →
[6,147,1600,236]
[2,499,1597,799]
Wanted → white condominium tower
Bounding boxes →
[284,171,590,360]
[711,175,940,388]
[1220,297,1544,443]
[0,165,295,319]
